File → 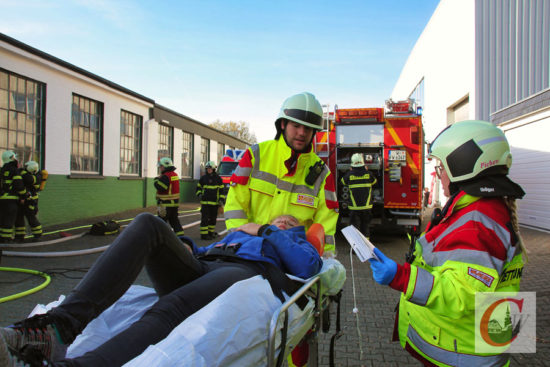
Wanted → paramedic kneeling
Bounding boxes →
[1,213,322,367]
[367,120,526,367]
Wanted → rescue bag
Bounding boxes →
[90,220,120,236]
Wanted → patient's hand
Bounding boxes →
[235,223,261,235]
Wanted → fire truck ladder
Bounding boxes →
[315,104,332,159]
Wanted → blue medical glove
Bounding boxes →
[368,247,397,285]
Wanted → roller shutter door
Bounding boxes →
[504,117,550,231]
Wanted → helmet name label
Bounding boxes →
[480,159,498,169]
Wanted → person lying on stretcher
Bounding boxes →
[1,212,322,367]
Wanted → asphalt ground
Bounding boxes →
[1,205,549,366]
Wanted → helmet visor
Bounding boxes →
[284,108,322,129]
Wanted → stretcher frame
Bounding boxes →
[268,272,337,367]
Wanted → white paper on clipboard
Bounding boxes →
[341,225,379,262]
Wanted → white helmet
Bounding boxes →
[205,160,217,170]
[25,161,39,174]
[351,153,365,167]
[2,150,17,164]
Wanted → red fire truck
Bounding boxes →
[314,99,424,235]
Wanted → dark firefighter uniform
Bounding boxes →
[340,165,377,237]
[196,169,225,239]
[14,167,47,242]
[0,160,26,243]
[154,165,184,236]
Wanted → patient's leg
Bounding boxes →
[63,261,260,367]
[53,212,203,342]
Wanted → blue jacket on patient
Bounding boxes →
[188,225,322,279]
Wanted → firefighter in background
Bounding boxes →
[368,120,525,366]
[196,161,225,240]
[340,153,377,238]
[0,150,26,243]
[14,161,48,242]
[154,157,184,236]
[224,92,339,256]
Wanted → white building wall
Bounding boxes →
[0,41,152,177]
[391,0,476,144]
[391,0,476,207]
[143,119,159,178]
[193,134,202,179]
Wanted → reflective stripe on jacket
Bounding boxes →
[395,191,523,366]
[1,162,25,200]
[154,170,180,207]
[224,137,339,255]
[196,172,225,205]
[340,166,377,210]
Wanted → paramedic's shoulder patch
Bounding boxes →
[468,267,494,287]
[296,194,315,207]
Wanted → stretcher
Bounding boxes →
[31,226,346,366]
[55,257,345,366]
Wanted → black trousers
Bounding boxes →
[0,199,18,241]
[159,205,184,235]
[15,201,42,239]
[349,209,372,237]
[52,213,261,367]
[200,204,219,236]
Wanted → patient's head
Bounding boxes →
[271,215,300,230]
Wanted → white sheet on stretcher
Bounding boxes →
[33,258,345,366]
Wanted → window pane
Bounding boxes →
[0,89,8,109]
[0,72,7,90]
[0,109,7,128]
[119,110,142,175]
[71,94,103,173]
[0,71,45,166]
[0,128,7,148]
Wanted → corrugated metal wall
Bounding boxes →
[475,0,550,120]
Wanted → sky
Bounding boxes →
[1,0,440,142]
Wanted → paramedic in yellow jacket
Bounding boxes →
[224,92,339,256]
[368,120,526,366]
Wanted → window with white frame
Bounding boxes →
[71,94,103,174]
[0,69,45,165]
[158,123,173,168]
[217,142,225,163]
[181,131,193,178]
[200,137,210,171]
[120,110,142,176]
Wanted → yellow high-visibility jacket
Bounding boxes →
[392,192,523,366]
[224,137,339,255]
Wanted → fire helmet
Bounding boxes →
[428,120,512,183]
[351,153,365,167]
[205,160,217,170]
[275,92,324,134]
[158,157,173,168]
[2,150,17,164]
[25,160,39,174]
